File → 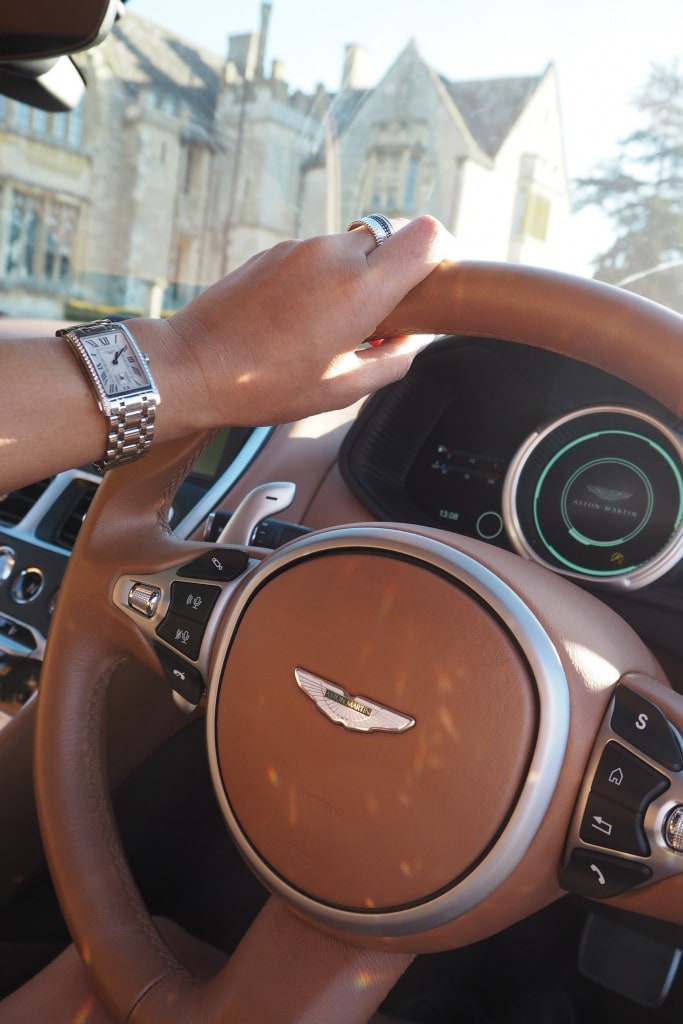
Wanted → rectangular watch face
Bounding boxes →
[84,329,151,398]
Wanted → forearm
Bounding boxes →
[1,333,109,492]
[0,319,185,493]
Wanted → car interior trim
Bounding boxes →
[3,468,100,554]
[172,426,274,540]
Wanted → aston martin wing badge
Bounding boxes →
[294,667,415,734]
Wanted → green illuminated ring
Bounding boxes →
[502,406,683,588]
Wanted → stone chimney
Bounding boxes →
[341,43,372,90]
[227,32,260,81]
[227,3,273,83]
[256,2,272,79]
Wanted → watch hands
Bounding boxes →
[112,345,128,365]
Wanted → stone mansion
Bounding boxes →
[0,5,570,318]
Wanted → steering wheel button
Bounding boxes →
[156,613,205,661]
[153,643,205,706]
[178,548,249,582]
[592,741,669,813]
[560,849,652,899]
[169,581,219,625]
[128,582,162,618]
[580,793,649,856]
[611,686,683,771]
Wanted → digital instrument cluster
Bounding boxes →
[341,336,683,591]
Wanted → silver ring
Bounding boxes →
[347,214,395,247]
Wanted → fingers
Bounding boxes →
[342,215,456,353]
[356,332,435,361]
[370,215,457,281]
[322,333,436,407]
[350,215,457,314]
[354,333,435,384]
[165,214,457,432]
[347,216,409,256]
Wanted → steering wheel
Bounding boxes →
[34,262,683,1022]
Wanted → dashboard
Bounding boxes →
[340,336,683,660]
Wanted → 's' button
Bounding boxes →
[611,686,682,771]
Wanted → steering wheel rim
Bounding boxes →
[34,261,683,1022]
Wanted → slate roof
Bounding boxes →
[443,74,542,157]
[90,11,223,127]
[326,87,368,135]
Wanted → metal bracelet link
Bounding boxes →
[100,393,156,470]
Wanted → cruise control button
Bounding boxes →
[178,549,248,582]
[611,687,683,771]
[592,742,669,812]
[168,581,219,625]
[580,793,649,856]
[156,613,205,661]
[560,849,652,898]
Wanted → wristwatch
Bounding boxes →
[57,319,160,472]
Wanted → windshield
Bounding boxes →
[1,0,681,319]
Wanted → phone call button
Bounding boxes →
[560,849,651,899]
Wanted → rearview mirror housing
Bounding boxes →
[0,0,120,61]
[0,0,121,111]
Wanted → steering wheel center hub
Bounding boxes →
[208,529,564,935]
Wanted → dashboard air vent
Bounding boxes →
[51,481,99,550]
[0,479,53,527]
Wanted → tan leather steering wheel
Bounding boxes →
[34,261,683,1023]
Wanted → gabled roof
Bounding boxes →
[330,39,545,161]
[442,74,542,157]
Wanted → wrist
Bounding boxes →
[58,319,161,471]
[126,314,220,441]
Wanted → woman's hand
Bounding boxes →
[154,215,456,431]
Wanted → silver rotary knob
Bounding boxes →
[128,582,161,618]
[664,806,683,852]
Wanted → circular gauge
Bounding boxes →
[503,407,683,588]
